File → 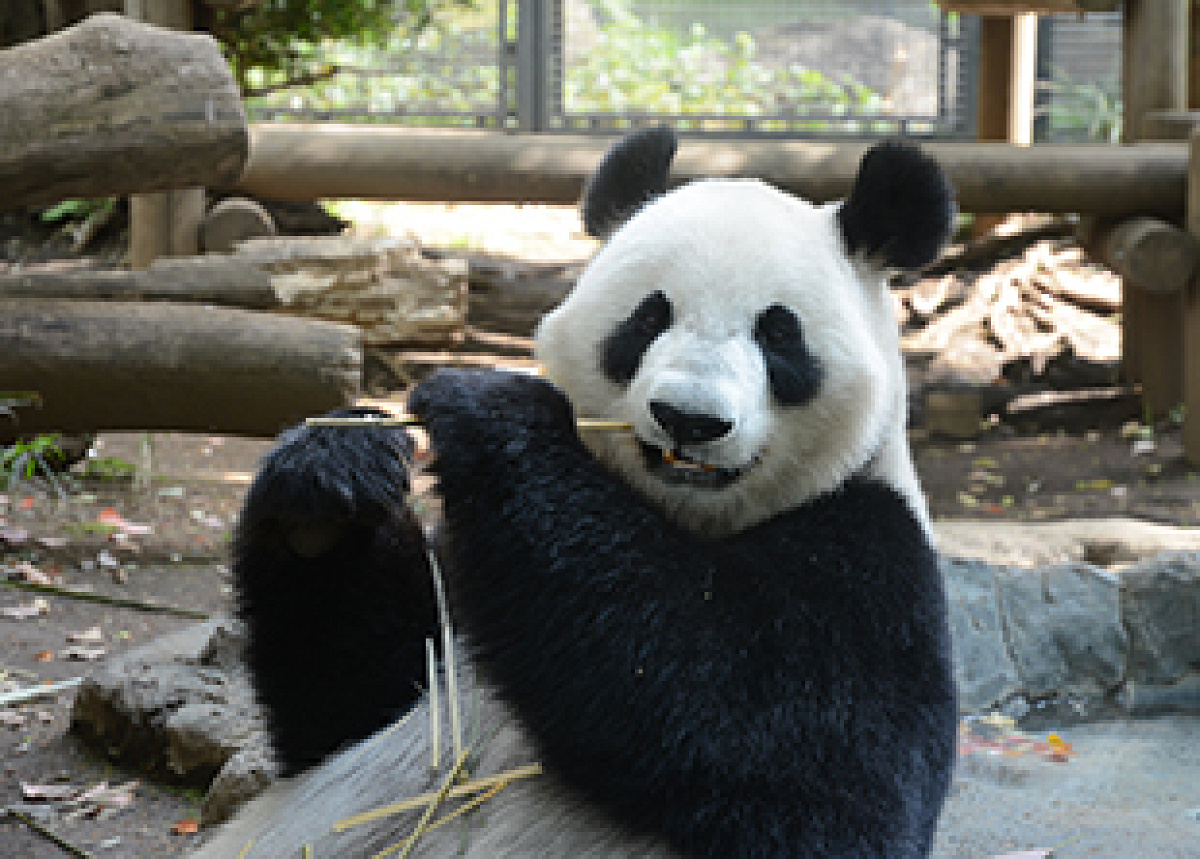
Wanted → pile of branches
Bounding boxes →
[897,226,1121,388]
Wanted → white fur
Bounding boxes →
[537,179,927,536]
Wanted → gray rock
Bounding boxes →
[1121,673,1200,718]
[994,562,1127,700]
[71,617,264,784]
[940,556,1021,713]
[1121,551,1200,684]
[201,735,278,826]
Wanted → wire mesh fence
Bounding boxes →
[551,0,971,136]
[244,0,1121,143]
[1035,10,1122,143]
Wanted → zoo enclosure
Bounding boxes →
[243,0,1117,143]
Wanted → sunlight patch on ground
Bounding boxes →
[331,200,599,263]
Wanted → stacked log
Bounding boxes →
[0,13,247,210]
[0,301,360,437]
[901,239,1122,388]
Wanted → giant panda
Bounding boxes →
[194,128,958,858]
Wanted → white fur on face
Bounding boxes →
[537,179,924,536]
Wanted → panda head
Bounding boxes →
[536,128,955,535]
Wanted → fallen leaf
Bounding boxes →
[35,536,69,549]
[60,646,106,661]
[2,597,50,620]
[21,782,78,801]
[0,527,29,545]
[0,711,27,728]
[75,779,137,808]
[190,510,224,529]
[34,650,54,663]
[172,819,200,836]
[67,625,103,644]
[96,507,146,531]
[12,560,57,586]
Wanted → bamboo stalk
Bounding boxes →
[334,763,543,831]
[306,415,632,432]
[385,748,472,859]
[0,579,209,620]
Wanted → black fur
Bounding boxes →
[410,369,958,858]
[836,139,956,271]
[600,290,673,385]
[582,126,678,239]
[753,303,824,406]
[233,408,438,776]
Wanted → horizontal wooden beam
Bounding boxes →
[233,125,1188,217]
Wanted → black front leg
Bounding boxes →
[410,370,956,857]
[234,408,438,776]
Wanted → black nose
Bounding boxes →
[649,401,733,446]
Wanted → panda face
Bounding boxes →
[537,178,904,535]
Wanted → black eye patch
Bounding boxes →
[601,291,673,385]
[753,304,823,405]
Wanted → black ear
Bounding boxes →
[582,126,677,239]
[836,140,956,271]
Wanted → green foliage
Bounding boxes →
[244,0,881,131]
[78,456,137,482]
[564,2,880,129]
[244,1,500,120]
[39,198,115,224]
[1036,67,1121,144]
[0,434,61,489]
[200,0,474,93]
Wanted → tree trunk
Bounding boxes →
[0,300,360,438]
[0,13,247,210]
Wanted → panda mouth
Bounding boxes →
[638,441,760,489]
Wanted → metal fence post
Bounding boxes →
[516,0,550,131]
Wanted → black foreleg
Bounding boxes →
[233,408,438,776]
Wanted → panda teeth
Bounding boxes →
[639,442,758,489]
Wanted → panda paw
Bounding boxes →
[409,369,578,461]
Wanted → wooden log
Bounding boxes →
[125,0,206,270]
[938,2,1117,11]
[0,300,360,438]
[0,13,247,210]
[0,237,469,345]
[1080,216,1200,294]
[199,197,278,253]
[1120,0,1189,414]
[1140,109,1200,141]
[1182,128,1200,463]
[0,259,276,308]
[234,126,1189,217]
[1124,0,1189,144]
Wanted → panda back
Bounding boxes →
[192,662,673,858]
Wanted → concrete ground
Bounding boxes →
[935,716,1200,858]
